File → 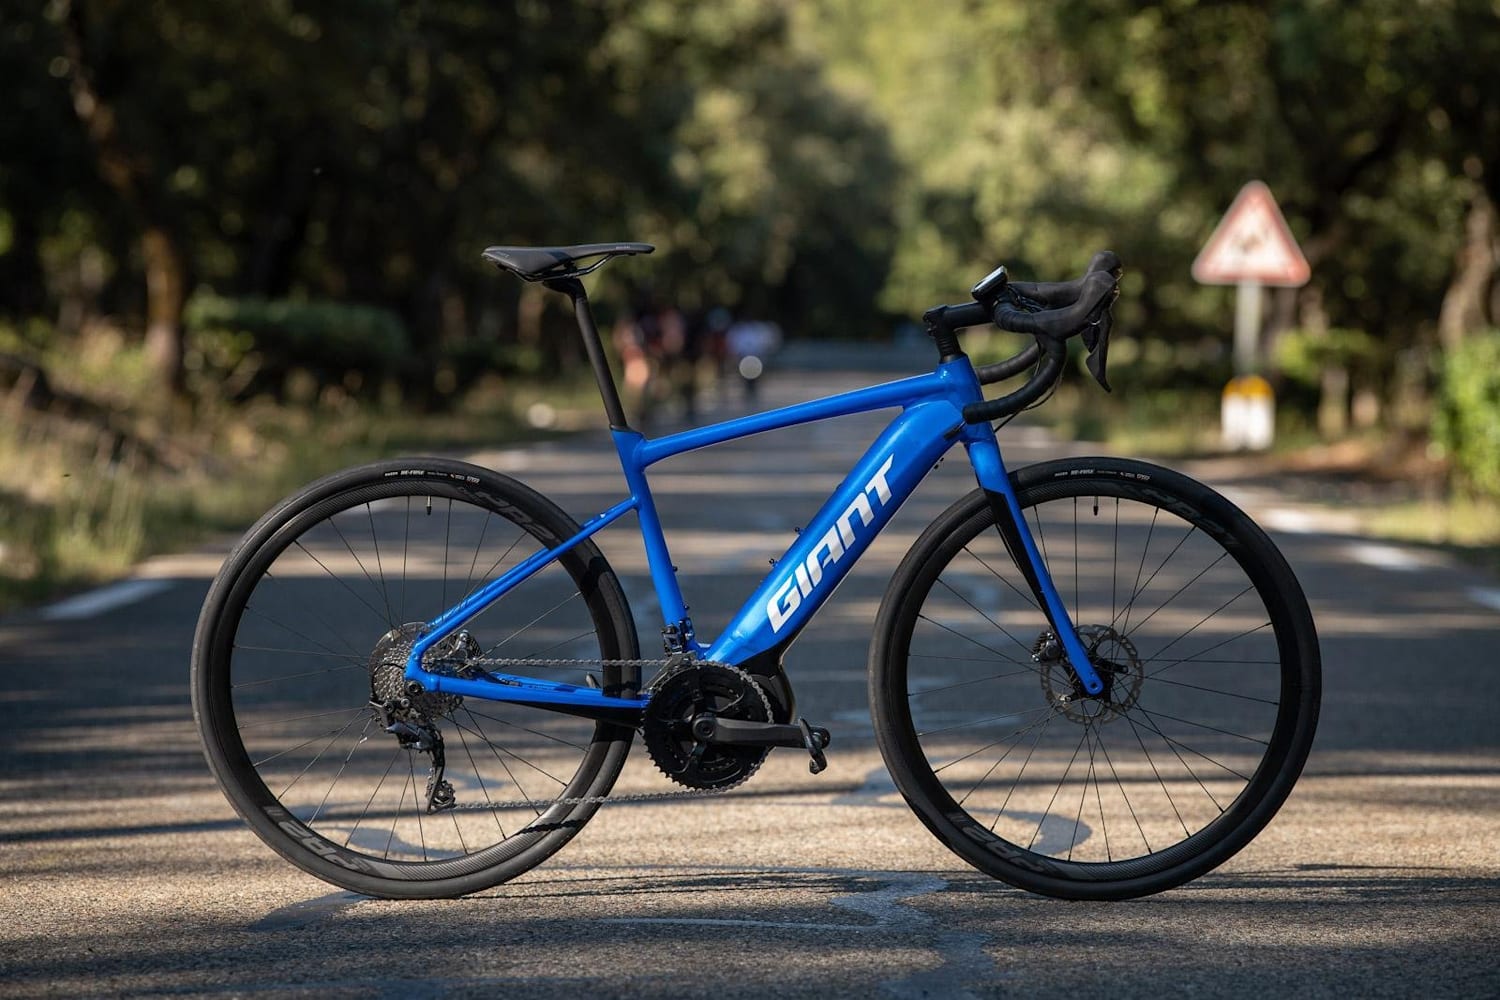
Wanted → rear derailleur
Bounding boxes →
[372,701,456,813]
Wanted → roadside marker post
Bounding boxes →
[1193,181,1310,450]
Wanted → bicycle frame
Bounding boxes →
[402,355,1106,714]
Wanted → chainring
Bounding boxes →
[642,662,772,790]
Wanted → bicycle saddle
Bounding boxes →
[482,243,655,281]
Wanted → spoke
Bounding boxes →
[345,744,404,849]
[454,722,511,837]
[278,711,367,799]
[407,752,427,862]
[1072,497,1080,625]
[949,708,1057,798]
[1128,708,1246,796]
[462,707,591,752]
[400,496,412,624]
[239,704,368,731]
[960,545,1041,612]
[908,666,1045,699]
[1122,549,1231,638]
[326,516,393,624]
[918,707,1048,739]
[442,498,453,617]
[461,529,531,607]
[1132,704,1269,749]
[230,658,364,689]
[1028,724,1090,852]
[251,721,366,768]
[1095,727,1150,854]
[1148,675,1279,706]
[1111,498,1120,626]
[1088,727,1112,861]
[286,540,393,630]
[915,614,1029,666]
[991,712,1054,832]
[935,705,1055,777]
[934,577,1037,658]
[1119,508,1162,635]
[242,598,366,671]
[1145,622,1275,680]
[1143,584,1256,663]
[462,509,495,600]
[456,710,559,814]
[482,592,585,658]
[1126,714,1190,838]
[310,715,378,825]
[1118,526,1202,634]
[1070,721,1098,861]
[366,503,396,627]
[517,627,598,662]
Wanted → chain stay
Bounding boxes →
[438,654,751,810]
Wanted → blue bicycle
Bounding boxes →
[191,244,1320,900]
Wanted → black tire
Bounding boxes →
[870,458,1319,900]
[191,458,639,899]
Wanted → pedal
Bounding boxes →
[797,718,830,774]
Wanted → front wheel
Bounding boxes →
[870,458,1319,900]
[191,458,639,899]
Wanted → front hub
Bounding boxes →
[1035,624,1143,724]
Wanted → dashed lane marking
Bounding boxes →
[39,579,173,621]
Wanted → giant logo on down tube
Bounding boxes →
[767,455,896,633]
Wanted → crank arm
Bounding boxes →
[691,715,831,774]
[691,715,814,748]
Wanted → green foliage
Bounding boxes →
[183,294,408,393]
[0,0,1495,428]
[1435,331,1500,498]
[1275,328,1382,388]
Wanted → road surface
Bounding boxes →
[2,359,1497,998]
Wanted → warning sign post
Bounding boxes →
[1193,181,1309,449]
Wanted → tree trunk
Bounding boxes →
[1438,183,1496,350]
[141,226,186,391]
[58,0,188,395]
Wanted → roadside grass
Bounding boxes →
[0,334,591,614]
[1047,386,1500,572]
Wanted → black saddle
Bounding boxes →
[481,242,654,281]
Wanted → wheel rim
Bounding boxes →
[893,483,1304,879]
[202,478,631,878]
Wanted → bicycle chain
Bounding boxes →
[442,655,752,811]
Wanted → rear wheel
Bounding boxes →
[871,458,1319,899]
[191,458,639,898]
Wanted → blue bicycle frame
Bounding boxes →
[402,354,1105,712]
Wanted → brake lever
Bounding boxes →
[1081,286,1119,392]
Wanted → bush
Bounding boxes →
[1435,330,1500,497]
[184,294,409,397]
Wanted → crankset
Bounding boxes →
[642,661,832,788]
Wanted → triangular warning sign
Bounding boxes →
[1192,181,1310,287]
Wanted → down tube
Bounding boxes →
[706,400,962,665]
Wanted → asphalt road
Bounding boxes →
[3,359,1498,998]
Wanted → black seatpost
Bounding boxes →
[546,277,630,430]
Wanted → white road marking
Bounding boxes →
[1467,587,1500,612]
[1344,542,1428,572]
[39,579,172,621]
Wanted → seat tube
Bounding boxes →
[964,432,1105,695]
[612,429,695,649]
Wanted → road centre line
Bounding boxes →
[39,579,172,621]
